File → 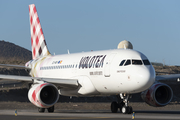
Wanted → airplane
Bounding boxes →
[0,4,179,114]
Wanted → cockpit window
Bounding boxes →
[119,60,126,66]
[120,59,151,66]
[143,59,151,65]
[124,60,131,66]
[132,60,143,65]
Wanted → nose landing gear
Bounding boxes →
[111,93,133,114]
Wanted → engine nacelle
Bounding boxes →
[141,83,173,107]
[28,83,59,108]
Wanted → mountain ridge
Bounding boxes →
[0,40,32,64]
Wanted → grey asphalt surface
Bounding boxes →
[0,102,180,120]
[0,109,180,120]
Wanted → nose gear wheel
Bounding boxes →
[110,93,133,114]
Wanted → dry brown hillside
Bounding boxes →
[0,40,32,64]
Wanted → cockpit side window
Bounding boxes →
[119,60,126,66]
[132,60,143,65]
[124,60,131,66]
[143,59,151,65]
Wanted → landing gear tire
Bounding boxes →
[121,106,127,114]
[48,106,54,113]
[128,106,133,114]
[118,102,125,112]
[111,94,133,114]
[111,101,118,113]
[38,108,45,113]
[121,106,133,114]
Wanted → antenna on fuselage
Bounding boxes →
[67,49,70,54]
[124,44,127,49]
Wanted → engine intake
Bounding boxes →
[28,83,59,108]
[141,83,173,107]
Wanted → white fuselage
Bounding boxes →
[27,49,156,96]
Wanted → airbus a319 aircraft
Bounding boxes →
[0,4,179,114]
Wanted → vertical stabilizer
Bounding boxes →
[29,4,51,59]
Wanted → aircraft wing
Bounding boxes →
[0,64,30,69]
[33,77,79,89]
[0,74,78,89]
[156,74,180,81]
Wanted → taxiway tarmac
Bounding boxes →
[0,102,180,120]
[0,109,180,120]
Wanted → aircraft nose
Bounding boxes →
[135,66,155,91]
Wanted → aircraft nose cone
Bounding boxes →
[136,66,155,91]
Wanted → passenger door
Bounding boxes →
[104,53,117,77]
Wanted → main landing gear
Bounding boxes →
[38,106,54,113]
[111,93,133,114]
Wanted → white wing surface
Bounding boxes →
[0,64,30,69]
[156,74,180,81]
[0,74,78,89]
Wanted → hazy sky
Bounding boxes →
[0,0,180,65]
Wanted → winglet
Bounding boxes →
[29,4,51,59]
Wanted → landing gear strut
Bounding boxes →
[111,93,133,114]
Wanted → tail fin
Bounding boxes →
[29,4,51,59]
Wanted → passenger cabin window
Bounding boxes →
[143,59,151,65]
[132,60,143,65]
[119,60,126,66]
[124,60,131,66]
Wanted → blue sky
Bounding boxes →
[0,0,180,65]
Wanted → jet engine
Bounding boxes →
[28,83,59,108]
[141,83,173,107]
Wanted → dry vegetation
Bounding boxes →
[154,65,180,75]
